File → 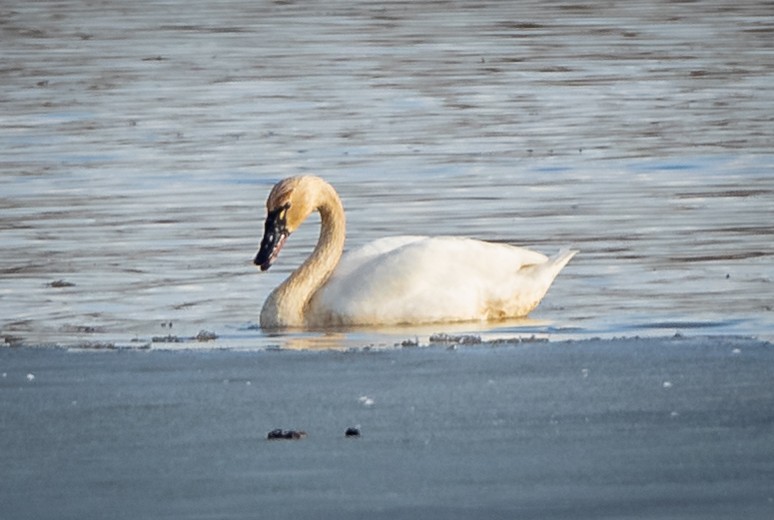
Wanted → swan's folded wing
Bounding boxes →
[312,237,558,325]
[332,236,427,280]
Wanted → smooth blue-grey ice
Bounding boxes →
[2,336,773,519]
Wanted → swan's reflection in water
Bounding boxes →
[263,317,552,351]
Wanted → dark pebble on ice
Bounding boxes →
[345,427,361,438]
[3,335,24,346]
[151,334,183,343]
[267,429,307,440]
[195,330,218,341]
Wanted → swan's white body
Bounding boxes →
[254,176,576,329]
[308,236,574,327]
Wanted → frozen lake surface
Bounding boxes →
[2,336,773,519]
[1,1,773,518]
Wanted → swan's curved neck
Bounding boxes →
[262,182,345,328]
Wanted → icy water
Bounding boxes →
[2,0,773,349]
[2,4,774,519]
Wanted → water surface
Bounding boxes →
[1,0,773,349]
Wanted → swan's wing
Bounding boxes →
[332,236,427,280]
[312,237,564,325]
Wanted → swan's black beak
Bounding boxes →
[254,205,290,271]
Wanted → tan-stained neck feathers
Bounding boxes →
[260,176,345,328]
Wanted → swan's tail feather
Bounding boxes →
[521,247,577,290]
[549,248,578,273]
[505,247,577,317]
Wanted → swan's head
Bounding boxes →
[254,176,317,271]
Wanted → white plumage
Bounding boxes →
[309,236,575,326]
[254,176,576,329]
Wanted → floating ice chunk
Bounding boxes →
[358,396,374,406]
[732,348,741,355]
[26,373,35,382]
[662,381,673,388]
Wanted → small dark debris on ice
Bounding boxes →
[267,429,307,440]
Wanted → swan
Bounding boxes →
[254,175,576,329]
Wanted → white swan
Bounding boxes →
[254,175,576,329]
